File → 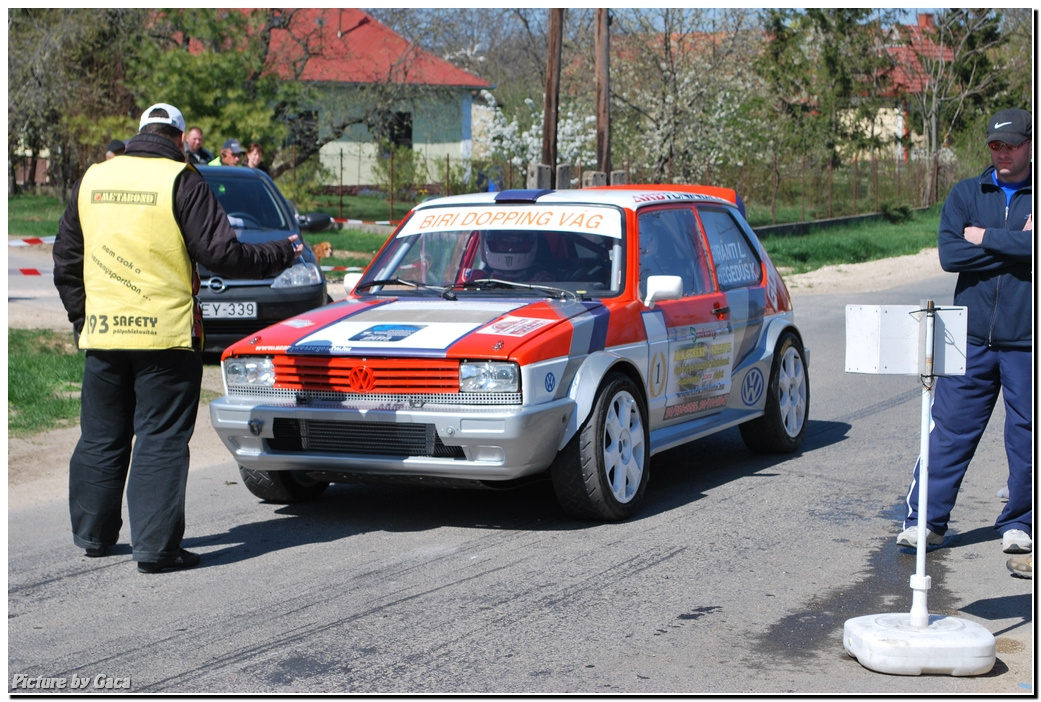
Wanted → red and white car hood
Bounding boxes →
[225,296,615,366]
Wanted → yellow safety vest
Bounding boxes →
[77,157,196,350]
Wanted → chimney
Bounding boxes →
[918,13,934,29]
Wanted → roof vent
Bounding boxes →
[493,189,552,203]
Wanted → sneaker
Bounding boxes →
[896,526,944,548]
[997,486,1009,501]
[84,546,108,558]
[1002,529,1032,554]
[137,549,201,574]
[1007,554,1032,579]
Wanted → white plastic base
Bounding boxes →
[844,613,995,676]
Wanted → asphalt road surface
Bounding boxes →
[6,249,1033,694]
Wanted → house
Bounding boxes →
[875,13,957,159]
[265,8,492,190]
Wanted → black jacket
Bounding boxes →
[938,166,1032,349]
[54,132,295,334]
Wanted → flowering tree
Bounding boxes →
[476,90,597,185]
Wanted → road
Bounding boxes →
[6,245,1033,694]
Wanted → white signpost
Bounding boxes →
[842,301,995,676]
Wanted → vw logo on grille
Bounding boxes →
[349,366,376,393]
[207,277,227,293]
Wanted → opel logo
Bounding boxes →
[349,366,376,393]
[207,277,227,293]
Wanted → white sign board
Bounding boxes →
[845,304,967,376]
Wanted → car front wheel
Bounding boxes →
[739,330,809,453]
[238,466,330,503]
[552,373,649,521]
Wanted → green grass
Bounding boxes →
[301,227,393,272]
[8,329,84,437]
[759,206,941,274]
[7,194,66,239]
[313,193,417,222]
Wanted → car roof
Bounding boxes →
[412,185,738,213]
[195,164,273,183]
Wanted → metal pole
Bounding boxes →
[910,300,935,629]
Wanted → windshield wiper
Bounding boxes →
[355,277,453,296]
[451,278,579,301]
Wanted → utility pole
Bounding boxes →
[594,8,610,175]
[542,8,563,188]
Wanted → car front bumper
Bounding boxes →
[209,395,575,482]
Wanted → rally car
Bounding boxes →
[210,185,809,520]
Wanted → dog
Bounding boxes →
[312,241,333,264]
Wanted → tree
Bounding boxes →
[609,8,762,183]
[8,8,147,193]
[894,10,1007,203]
[124,9,297,175]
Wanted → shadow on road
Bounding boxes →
[189,419,852,566]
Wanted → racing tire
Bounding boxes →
[238,466,330,503]
[551,373,649,521]
[739,331,809,454]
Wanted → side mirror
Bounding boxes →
[643,275,683,308]
[343,272,364,295]
[300,212,333,233]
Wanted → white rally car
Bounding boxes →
[210,185,809,520]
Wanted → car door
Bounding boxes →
[637,206,733,427]
[696,205,766,368]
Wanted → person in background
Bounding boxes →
[183,126,213,165]
[105,139,125,160]
[246,142,268,173]
[897,108,1032,555]
[52,102,303,574]
[208,138,245,166]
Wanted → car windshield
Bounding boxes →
[356,203,626,298]
[201,171,294,231]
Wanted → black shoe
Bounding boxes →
[137,549,201,574]
[84,546,108,558]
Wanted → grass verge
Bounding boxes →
[760,206,941,274]
[8,329,84,438]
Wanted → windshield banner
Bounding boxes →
[398,205,622,239]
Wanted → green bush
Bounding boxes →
[371,142,422,203]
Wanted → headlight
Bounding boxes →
[272,262,322,288]
[224,357,275,387]
[459,361,520,393]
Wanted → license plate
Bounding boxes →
[202,301,257,319]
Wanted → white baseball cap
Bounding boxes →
[139,103,186,133]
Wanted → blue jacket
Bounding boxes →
[938,166,1032,349]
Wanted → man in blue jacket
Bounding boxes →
[898,108,1032,554]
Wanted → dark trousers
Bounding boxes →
[904,342,1033,537]
[69,348,203,562]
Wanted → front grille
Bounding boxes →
[274,356,459,395]
[268,418,465,459]
[226,386,521,406]
[205,319,267,337]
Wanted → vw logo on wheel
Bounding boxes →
[741,367,765,407]
[349,366,376,393]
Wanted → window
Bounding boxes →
[637,208,712,298]
[698,207,762,290]
[373,110,413,154]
